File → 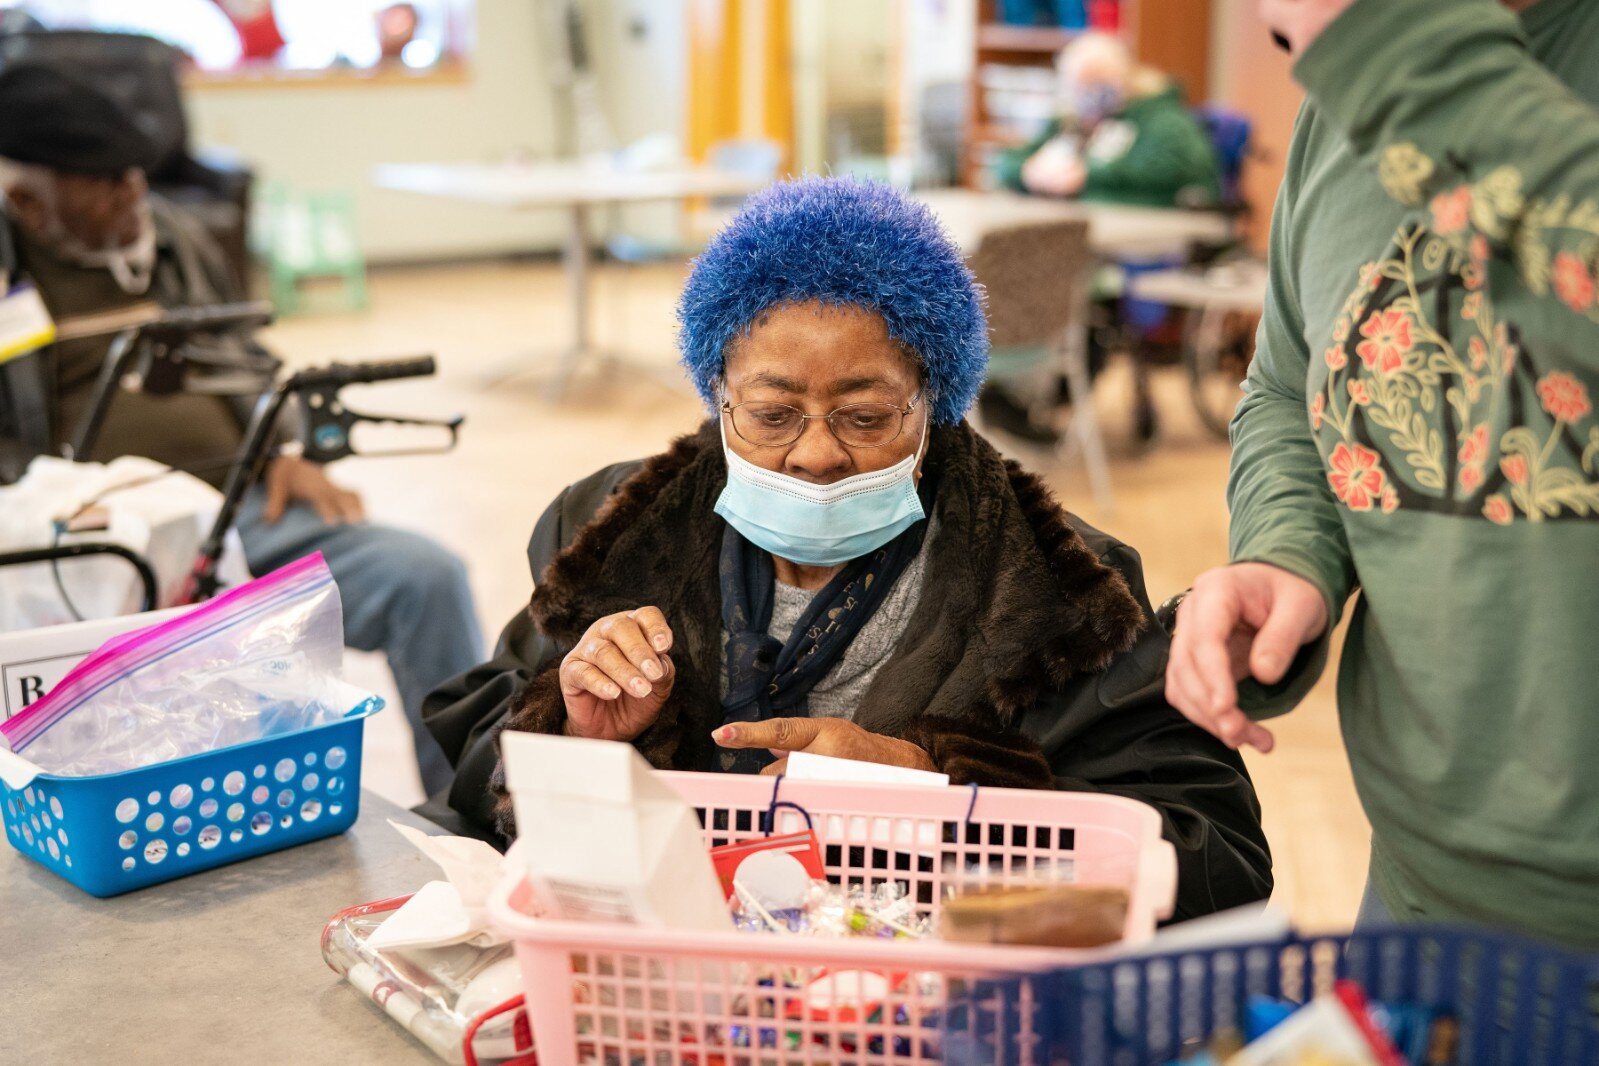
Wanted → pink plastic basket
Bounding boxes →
[487,771,1177,1065]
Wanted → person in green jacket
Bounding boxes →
[993,32,1220,209]
[1166,0,1599,949]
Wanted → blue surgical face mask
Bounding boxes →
[1075,83,1123,124]
[713,416,927,567]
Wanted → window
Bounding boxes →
[5,0,474,77]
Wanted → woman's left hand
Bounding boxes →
[713,718,937,776]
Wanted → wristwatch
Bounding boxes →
[1155,589,1190,636]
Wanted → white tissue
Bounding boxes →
[366,821,513,951]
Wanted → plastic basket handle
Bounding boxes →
[1140,837,1179,922]
[462,994,530,1066]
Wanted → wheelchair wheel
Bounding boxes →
[1185,306,1257,440]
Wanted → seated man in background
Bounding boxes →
[995,32,1221,209]
[980,32,1223,447]
[0,63,482,796]
[424,176,1272,922]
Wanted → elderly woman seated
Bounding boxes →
[424,177,1270,920]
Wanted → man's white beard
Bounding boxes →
[40,203,158,295]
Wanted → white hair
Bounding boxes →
[1058,31,1132,89]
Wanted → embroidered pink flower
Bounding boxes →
[1324,346,1348,371]
[1357,261,1382,293]
[1430,185,1471,236]
[1496,324,1518,374]
[1327,443,1387,511]
[1356,309,1414,375]
[1500,454,1529,486]
[1552,252,1595,312]
[1461,292,1482,321]
[1458,464,1484,492]
[1310,393,1325,430]
[1333,317,1351,342]
[1458,424,1489,465]
[1537,371,1591,423]
[1347,379,1372,406]
[1467,336,1487,369]
[1483,495,1514,525]
[1381,485,1400,514]
[1471,234,1489,268]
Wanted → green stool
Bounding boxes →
[259,184,368,316]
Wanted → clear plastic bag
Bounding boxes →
[0,553,361,776]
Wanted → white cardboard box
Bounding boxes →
[0,608,186,722]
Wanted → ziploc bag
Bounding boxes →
[0,553,363,776]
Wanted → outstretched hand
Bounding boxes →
[714,717,937,776]
[1164,563,1329,753]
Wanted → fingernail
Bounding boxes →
[716,725,737,743]
[631,679,650,696]
[643,660,661,680]
[653,634,669,650]
[604,685,620,698]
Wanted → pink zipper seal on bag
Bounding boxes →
[0,552,334,752]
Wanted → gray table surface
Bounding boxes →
[0,791,447,1064]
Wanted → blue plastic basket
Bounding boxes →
[943,925,1599,1065]
[1,700,379,897]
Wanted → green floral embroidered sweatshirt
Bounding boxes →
[1230,0,1599,947]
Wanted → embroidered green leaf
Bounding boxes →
[1413,467,1446,491]
[1379,144,1435,206]
[1501,426,1541,459]
[1470,167,1525,239]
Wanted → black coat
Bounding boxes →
[422,421,1273,921]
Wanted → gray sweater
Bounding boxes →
[719,530,931,720]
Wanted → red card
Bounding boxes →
[708,830,825,900]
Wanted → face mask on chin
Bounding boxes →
[1074,84,1125,124]
[37,202,158,296]
[713,411,929,568]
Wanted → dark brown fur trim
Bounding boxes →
[899,714,1054,788]
[529,427,716,643]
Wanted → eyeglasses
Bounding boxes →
[720,392,923,449]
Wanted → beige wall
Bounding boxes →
[1208,0,1302,250]
[186,0,687,263]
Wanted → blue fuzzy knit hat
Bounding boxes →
[676,176,988,425]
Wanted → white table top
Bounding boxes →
[915,188,1232,259]
[372,161,770,209]
[1128,263,1269,312]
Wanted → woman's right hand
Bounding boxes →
[559,607,676,742]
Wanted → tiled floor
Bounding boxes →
[263,257,1370,931]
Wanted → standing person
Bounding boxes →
[1166,0,1599,947]
[0,62,483,796]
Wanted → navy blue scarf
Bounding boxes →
[717,480,933,774]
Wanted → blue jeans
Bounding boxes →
[236,488,483,796]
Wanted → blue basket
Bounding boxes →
[943,925,1599,1065]
[1,700,378,897]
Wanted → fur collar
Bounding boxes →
[528,420,1143,735]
